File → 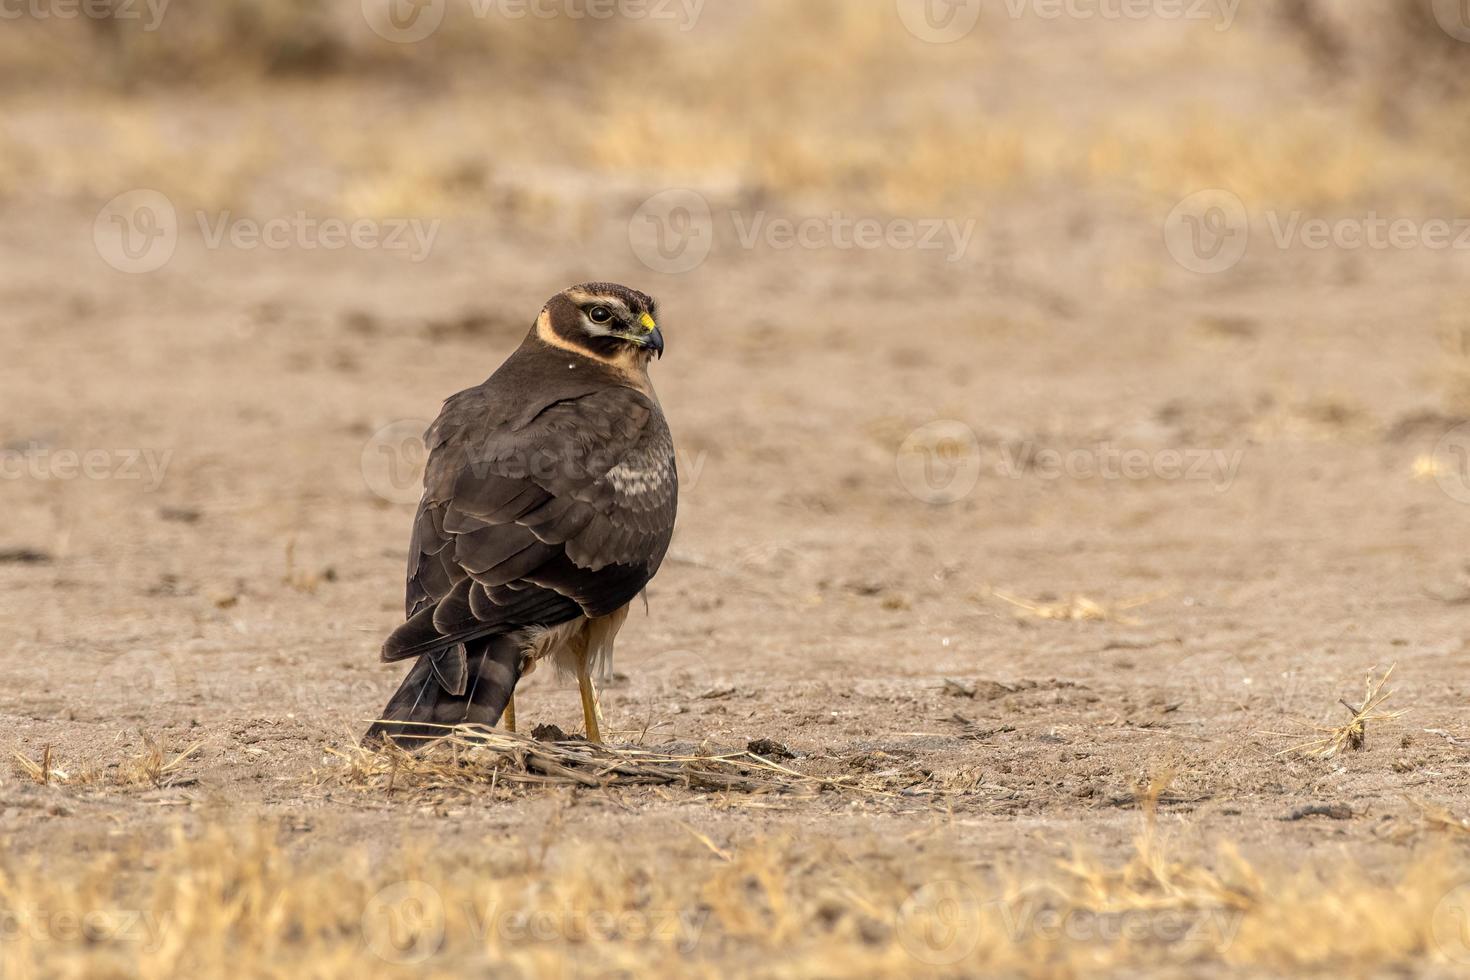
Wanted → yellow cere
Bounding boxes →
[638,312,657,333]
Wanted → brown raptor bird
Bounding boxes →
[365,283,677,746]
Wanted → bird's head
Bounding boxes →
[536,282,664,367]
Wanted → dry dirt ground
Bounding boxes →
[4,191,1470,974]
[3,12,1470,975]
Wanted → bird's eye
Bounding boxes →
[588,306,612,324]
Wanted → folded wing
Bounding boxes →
[382,385,677,664]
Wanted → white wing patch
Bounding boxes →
[607,455,672,497]
[606,428,675,501]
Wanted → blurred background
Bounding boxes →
[6,1,1470,235]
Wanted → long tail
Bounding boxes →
[363,634,522,748]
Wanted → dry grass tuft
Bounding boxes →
[1406,796,1470,838]
[319,726,877,799]
[121,734,207,789]
[1056,770,1258,923]
[10,744,103,786]
[9,736,203,789]
[6,811,1470,977]
[992,590,1166,625]
[1270,664,1406,759]
[282,537,335,593]
[11,744,60,785]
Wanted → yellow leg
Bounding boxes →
[503,694,517,734]
[577,655,602,744]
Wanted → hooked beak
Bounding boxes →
[630,312,664,358]
[643,326,665,359]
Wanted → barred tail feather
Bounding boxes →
[363,634,523,748]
